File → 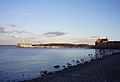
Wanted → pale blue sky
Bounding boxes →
[0,0,120,44]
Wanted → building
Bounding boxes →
[95,38,120,49]
[16,43,32,48]
[95,38,108,43]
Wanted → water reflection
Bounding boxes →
[95,49,120,59]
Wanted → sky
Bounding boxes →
[0,0,120,45]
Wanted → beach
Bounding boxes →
[23,53,120,82]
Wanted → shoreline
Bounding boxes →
[22,53,120,82]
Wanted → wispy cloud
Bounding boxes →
[1,27,69,44]
[90,36,99,39]
[0,27,25,34]
[0,25,43,44]
[0,30,13,33]
[12,30,29,34]
[43,31,67,37]
[0,27,12,33]
[0,24,31,34]
[12,11,33,18]
[0,27,5,33]
[70,37,95,44]
[0,24,18,27]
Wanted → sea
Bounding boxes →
[0,46,119,82]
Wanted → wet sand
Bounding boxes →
[23,53,120,82]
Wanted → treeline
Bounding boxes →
[32,43,94,48]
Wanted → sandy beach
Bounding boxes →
[22,53,120,82]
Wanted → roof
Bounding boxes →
[95,38,108,43]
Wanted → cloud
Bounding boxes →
[12,11,33,18]
[12,30,27,33]
[90,36,99,38]
[0,27,26,34]
[0,27,5,33]
[70,37,95,44]
[0,27,13,33]
[43,31,67,37]
[0,24,18,27]
[0,30,13,33]
[0,25,30,34]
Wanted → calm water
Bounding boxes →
[0,46,95,82]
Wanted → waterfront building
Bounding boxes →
[95,38,120,49]
[16,43,32,48]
